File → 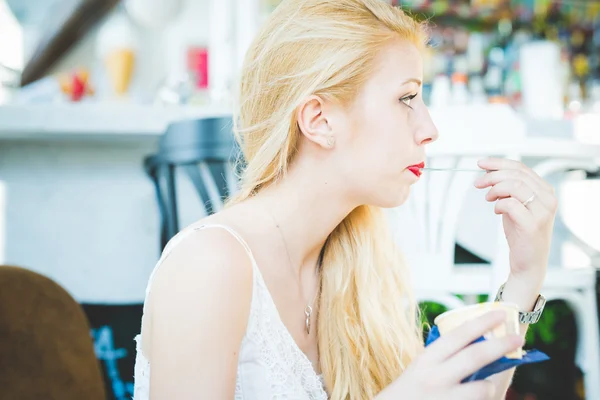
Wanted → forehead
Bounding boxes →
[368,39,423,87]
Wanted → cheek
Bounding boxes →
[356,105,403,147]
[342,103,412,178]
[351,128,407,184]
[372,120,413,172]
[351,119,388,166]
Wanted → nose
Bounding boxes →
[414,106,439,146]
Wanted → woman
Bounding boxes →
[133,0,557,398]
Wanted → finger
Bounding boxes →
[474,169,543,193]
[488,182,557,220]
[485,180,535,203]
[474,170,555,211]
[423,310,507,363]
[447,380,497,400]
[477,157,524,172]
[494,197,536,225]
[442,334,524,384]
[477,158,553,192]
[483,180,547,219]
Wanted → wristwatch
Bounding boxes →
[494,283,546,324]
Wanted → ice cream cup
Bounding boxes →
[434,302,522,359]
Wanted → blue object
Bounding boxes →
[425,325,550,382]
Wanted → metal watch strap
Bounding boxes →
[494,283,546,324]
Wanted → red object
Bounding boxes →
[407,161,425,178]
[71,74,86,101]
[60,69,94,102]
[187,47,209,89]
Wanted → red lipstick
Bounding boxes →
[407,162,425,177]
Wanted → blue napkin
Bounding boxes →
[425,325,550,382]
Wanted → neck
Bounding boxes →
[254,159,356,278]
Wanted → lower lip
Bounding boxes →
[407,167,422,177]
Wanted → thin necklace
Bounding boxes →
[265,208,323,335]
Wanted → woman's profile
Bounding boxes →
[133,0,557,398]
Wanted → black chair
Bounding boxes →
[144,117,239,250]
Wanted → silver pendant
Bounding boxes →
[305,305,313,335]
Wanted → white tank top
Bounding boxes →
[133,223,328,399]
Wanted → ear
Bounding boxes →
[297,95,335,149]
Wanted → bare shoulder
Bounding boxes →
[144,215,257,396]
[146,202,264,330]
[145,217,256,354]
[148,221,255,312]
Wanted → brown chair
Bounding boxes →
[0,265,106,400]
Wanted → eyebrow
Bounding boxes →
[401,78,422,86]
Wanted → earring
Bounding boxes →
[326,136,335,147]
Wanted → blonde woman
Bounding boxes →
[133,0,557,398]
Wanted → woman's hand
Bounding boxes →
[474,158,558,285]
[377,311,524,400]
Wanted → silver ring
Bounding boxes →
[522,193,536,207]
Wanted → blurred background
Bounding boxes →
[0,0,599,399]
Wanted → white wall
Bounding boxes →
[0,139,212,303]
[0,140,156,303]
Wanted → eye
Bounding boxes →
[400,93,417,108]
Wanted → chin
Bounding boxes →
[369,185,411,209]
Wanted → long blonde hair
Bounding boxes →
[228,0,428,398]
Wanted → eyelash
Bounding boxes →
[400,93,417,109]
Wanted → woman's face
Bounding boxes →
[331,39,439,208]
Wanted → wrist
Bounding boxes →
[500,274,544,316]
[496,278,547,327]
[509,261,547,285]
[507,270,545,294]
